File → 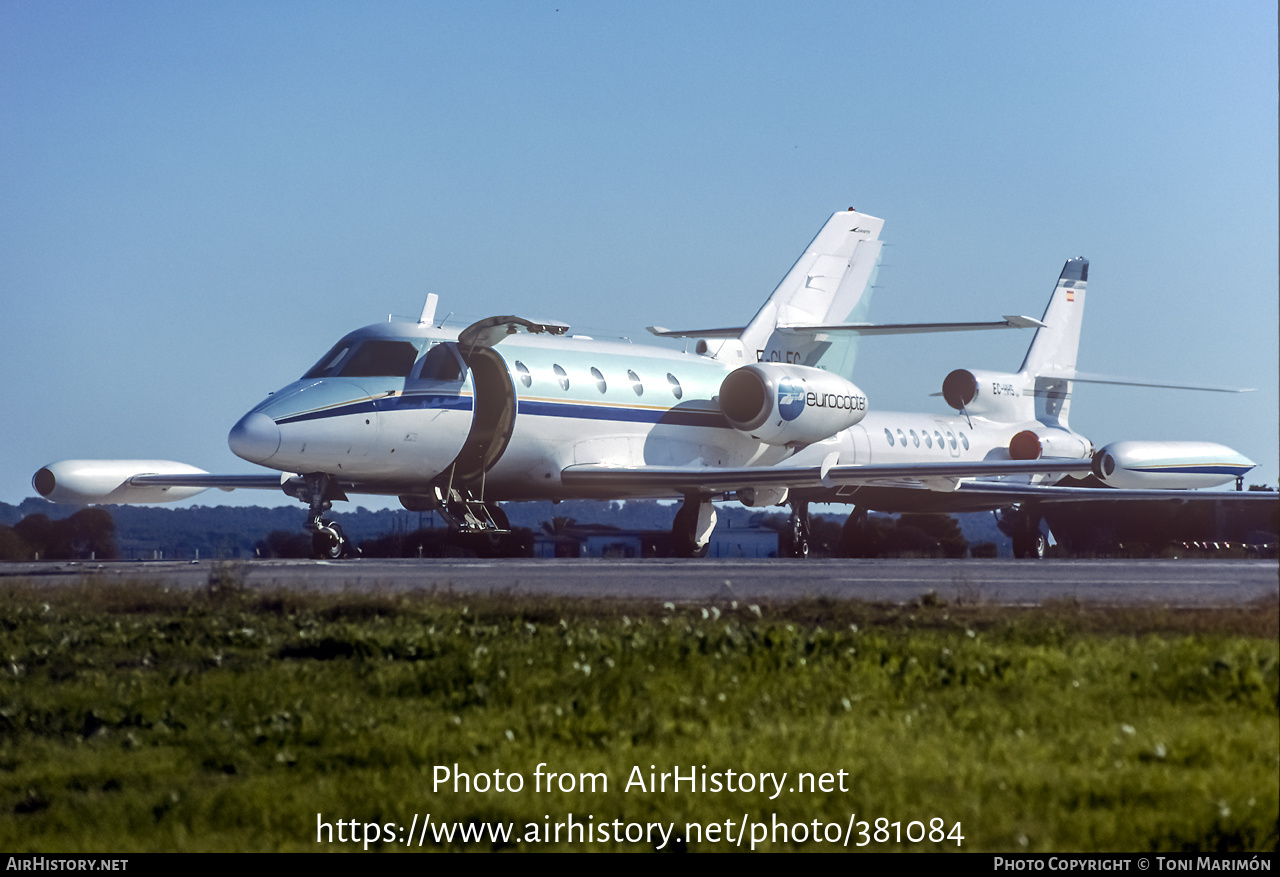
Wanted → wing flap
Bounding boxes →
[561,458,1095,494]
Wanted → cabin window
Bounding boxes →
[934,431,943,449]
[667,373,682,400]
[628,370,643,396]
[553,364,569,391]
[948,431,957,450]
[924,433,932,449]
[305,339,420,379]
[884,428,894,446]
[591,367,607,393]
[960,433,970,451]
[897,429,907,446]
[514,361,532,388]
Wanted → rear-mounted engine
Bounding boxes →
[718,363,867,446]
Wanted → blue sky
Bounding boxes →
[2,1,1276,510]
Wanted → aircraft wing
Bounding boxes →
[947,482,1280,503]
[32,460,295,505]
[560,460,1277,512]
[128,473,291,490]
[560,458,1095,494]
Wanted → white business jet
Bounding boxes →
[34,210,1259,559]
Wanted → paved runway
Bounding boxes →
[3,558,1276,607]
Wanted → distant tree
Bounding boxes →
[541,516,578,537]
[64,508,117,559]
[13,514,59,558]
[897,513,969,558]
[969,541,998,558]
[0,525,32,561]
[13,510,116,559]
[540,516,580,558]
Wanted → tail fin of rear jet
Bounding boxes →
[1019,257,1088,427]
[738,210,885,371]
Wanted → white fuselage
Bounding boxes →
[228,318,1082,504]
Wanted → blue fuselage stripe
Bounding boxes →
[516,399,729,428]
[274,394,472,424]
[272,394,731,430]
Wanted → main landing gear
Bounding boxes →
[672,495,716,558]
[787,500,812,558]
[840,506,869,558]
[997,505,1047,559]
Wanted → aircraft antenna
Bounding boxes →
[419,293,440,325]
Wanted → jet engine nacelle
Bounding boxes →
[1009,428,1091,461]
[942,369,1029,422]
[718,363,867,446]
[1091,441,1256,490]
[32,460,210,505]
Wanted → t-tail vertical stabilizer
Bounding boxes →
[940,258,1088,431]
[1020,257,1088,428]
[739,210,885,372]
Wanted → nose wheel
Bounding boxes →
[296,474,361,559]
[311,521,357,559]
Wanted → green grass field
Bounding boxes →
[1,571,1276,852]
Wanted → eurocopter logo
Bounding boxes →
[777,379,806,421]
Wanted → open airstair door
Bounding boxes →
[446,315,566,486]
[450,345,517,484]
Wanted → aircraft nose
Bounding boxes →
[228,412,281,464]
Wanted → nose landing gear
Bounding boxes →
[293,474,361,559]
[311,521,355,560]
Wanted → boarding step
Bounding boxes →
[433,486,509,533]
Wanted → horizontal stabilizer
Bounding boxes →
[775,315,1045,336]
[648,315,1044,339]
[1039,370,1254,393]
[646,325,746,339]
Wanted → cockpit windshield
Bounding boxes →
[303,338,420,379]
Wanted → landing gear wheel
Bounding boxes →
[311,522,356,559]
[998,505,1046,560]
[1012,530,1047,560]
[787,500,811,558]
